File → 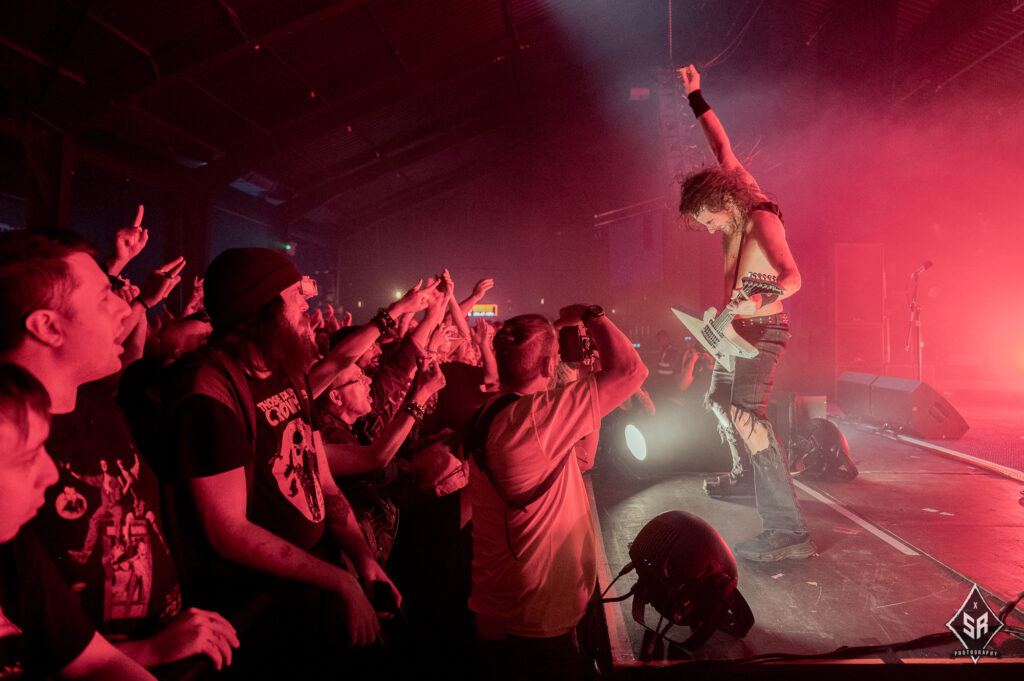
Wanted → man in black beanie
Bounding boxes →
[161,247,404,674]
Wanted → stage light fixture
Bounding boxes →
[604,404,731,480]
[615,510,754,656]
[624,423,647,461]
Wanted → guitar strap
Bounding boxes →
[730,230,746,292]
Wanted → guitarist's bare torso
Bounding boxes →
[722,209,786,319]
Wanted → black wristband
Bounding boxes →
[404,400,426,421]
[372,308,397,334]
[687,89,711,118]
[581,305,605,323]
[135,298,151,311]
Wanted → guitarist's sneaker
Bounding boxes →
[733,530,818,562]
[702,472,754,499]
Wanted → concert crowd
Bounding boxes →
[0,221,653,680]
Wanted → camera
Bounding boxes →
[558,325,596,362]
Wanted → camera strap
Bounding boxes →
[467,392,576,560]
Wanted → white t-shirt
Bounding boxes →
[467,375,601,638]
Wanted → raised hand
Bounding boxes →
[114,280,140,306]
[471,277,494,299]
[471,318,494,347]
[307,308,325,331]
[107,205,149,276]
[413,359,446,398]
[137,256,186,310]
[323,303,341,334]
[390,278,439,316]
[182,276,204,317]
[441,268,455,298]
[678,63,701,94]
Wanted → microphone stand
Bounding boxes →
[904,273,923,381]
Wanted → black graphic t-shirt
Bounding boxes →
[0,528,95,679]
[168,370,326,561]
[30,382,182,641]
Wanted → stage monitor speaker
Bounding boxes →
[836,372,876,421]
[837,372,969,440]
[869,376,969,440]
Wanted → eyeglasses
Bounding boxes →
[299,276,318,299]
[333,375,363,389]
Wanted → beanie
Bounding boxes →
[204,248,301,330]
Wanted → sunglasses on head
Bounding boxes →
[334,375,362,389]
[299,276,318,298]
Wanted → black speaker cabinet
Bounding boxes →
[836,372,969,440]
[836,372,875,421]
[870,376,969,440]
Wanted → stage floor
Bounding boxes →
[587,419,1024,672]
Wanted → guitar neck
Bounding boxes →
[712,276,781,332]
[711,308,737,333]
[712,289,748,331]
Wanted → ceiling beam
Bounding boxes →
[71,0,371,135]
[0,34,87,85]
[60,0,254,154]
[211,185,282,228]
[191,32,524,190]
[281,115,502,222]
[74,140,196,193]
[896,0,1007,95]
[333,161,487,244]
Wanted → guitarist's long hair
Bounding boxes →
[678,167,762,227]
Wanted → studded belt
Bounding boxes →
[734,313,789,327]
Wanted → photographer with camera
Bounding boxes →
[466,305,646,681]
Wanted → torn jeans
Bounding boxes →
[705,322,807,535]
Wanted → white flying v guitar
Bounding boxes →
[671,273,785,372]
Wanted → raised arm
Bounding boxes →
[104,205,148,278]
[409,277,448,350]
[441,269,472,341]
[679,64,759,189]
[115,257,186,347]
[471,319,498,390]
[323,361,445,476]
[555,307,647,418]
[458,277,494,318]
[309,280,436,398]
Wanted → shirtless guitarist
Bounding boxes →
[678,64,815,561]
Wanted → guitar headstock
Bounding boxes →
[740,272,784,297]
